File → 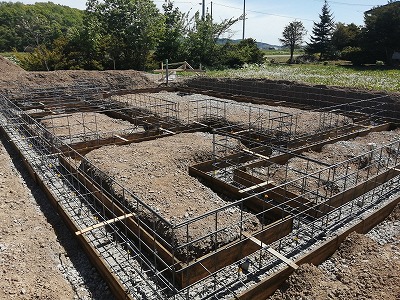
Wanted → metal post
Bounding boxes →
[211,1,213,19]
[165,59,169,86]
[242,0,246,40]
[202,0,205,20]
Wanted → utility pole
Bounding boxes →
[202,0,205,20]
[211,1,213,20]
[242,0,246,40]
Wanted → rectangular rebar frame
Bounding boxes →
[1,84,399,300]
[0,93,293,298]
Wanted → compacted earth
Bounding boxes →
[0,56,399,299]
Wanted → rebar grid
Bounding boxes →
[110,93,181,124]
[1,88,399,300]
[185,77,399,121]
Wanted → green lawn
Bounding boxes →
[207,63,400,93]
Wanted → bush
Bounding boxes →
[293,54,318,64]
[341,46,377,66]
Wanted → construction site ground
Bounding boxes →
[0,56,399,299]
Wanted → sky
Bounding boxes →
[10,0,391,45]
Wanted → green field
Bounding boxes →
[207,63,400,93]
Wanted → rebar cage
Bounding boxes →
[0,84,399,300]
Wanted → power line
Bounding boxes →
[314,0,378,7]
[213,2,316,22]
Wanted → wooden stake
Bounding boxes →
[114,135,128,142]
[159,127,175,135]
[76,213,135,236]
[242,232,298,269]
[242,148,270,160]
[238,180,274,193]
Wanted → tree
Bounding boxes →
[279,20,307,63]
[331,22,361,51]
[306,0,335,60]
[363,1,400,64]
[0,2,83,52]
[184,12,239,68]
[86,0,163,70]
[219,38,264,68]
[154,1,188,63]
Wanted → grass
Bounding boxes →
[206,63,400,93]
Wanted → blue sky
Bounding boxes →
[12,0,390,45]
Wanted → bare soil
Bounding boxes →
[81,132,261,259]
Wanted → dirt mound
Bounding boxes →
[0,56,25,73]
[0,69,156,93]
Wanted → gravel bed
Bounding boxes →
[40,112,144,144]
[113,91,352,136]
[248,128,400,201]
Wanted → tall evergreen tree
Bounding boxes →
[306,0,334,60]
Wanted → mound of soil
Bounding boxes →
[0,69,156,94]
[270,231,400,300]
[0,56,25,73]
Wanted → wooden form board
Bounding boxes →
[316,166,400,216]
[233,169,317,218]
[189,166,287,220]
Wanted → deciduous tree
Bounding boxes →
[363,1,400,64]
[154,1,188,63]
[86,0,163,70]
[279,20,307,63]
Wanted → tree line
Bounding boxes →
[0,0,399,70]
[281,0,400,66]
[0,1,263,71]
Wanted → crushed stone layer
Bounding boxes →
[249,128,400,198]
[81,132,261,259]
[40,112,143,143]
[119,91,352,136]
